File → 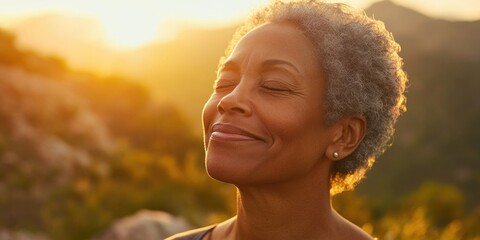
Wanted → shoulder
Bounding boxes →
[338,219,374,240]
[334,212,374,240]
[165,225,215,240]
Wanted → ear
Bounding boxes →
[325,115,366,161]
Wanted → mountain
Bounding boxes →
[6,13,119,74]
[2,0,479,210]
[360,0,480,209]
[367,0,480,59]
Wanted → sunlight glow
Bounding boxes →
[0,0,478,50]
[96,11,160,49]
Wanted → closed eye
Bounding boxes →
[214,79,236,92]
[215,69,239,92]
[261,80,292,92]
[262,85,290,92]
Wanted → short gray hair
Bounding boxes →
[221,0,407,194]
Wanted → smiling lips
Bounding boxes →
[210,123,262,142]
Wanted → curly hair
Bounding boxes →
[221,0,408,194]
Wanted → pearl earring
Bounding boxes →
[333,152,339,158]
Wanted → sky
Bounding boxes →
[0,0,479,49]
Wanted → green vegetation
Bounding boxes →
[0,29,234,239]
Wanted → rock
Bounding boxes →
[0,230,49,240]
[94,210,191,240]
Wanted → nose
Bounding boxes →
[217,83,252,116]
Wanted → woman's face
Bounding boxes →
[203,23,331,186]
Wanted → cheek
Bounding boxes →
[202,96,218,146]
[266,104,326,157]
[267,104,312,135]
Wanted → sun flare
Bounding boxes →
[97,12,160,49]
[0,0,477,50]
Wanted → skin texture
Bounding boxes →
[204,22,328,185]
[202,23,370,240]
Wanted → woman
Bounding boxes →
[168,0,407,239]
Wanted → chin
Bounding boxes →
[206,157,244,184]
[206,158,293,187]
[204,142,265,185]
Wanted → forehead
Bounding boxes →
[225,23,320,74]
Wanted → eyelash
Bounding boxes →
[213,78,293,94]
[214,79,236,91]
[261,80,291,92]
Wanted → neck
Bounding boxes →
[231,163,340,240]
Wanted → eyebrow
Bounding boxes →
[261,59,301,75]
[218,60,239,74]
[218,59,301,75]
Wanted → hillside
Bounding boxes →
[1,1,479,238]
[3,0,479,214]
[0,29,230,239]
[6,13,120,75]
[360,0,480,209]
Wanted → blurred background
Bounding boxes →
[0,0,479,239]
